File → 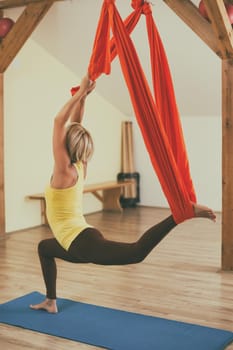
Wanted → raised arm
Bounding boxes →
[52,75,95,172]
[70,80,96,124]
[54,75,94,126]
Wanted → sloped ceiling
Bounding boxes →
[10,0,222,117]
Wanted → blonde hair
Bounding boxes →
[66,123,94,163]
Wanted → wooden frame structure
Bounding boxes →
[0,0,233,270]
[162,0,233,271]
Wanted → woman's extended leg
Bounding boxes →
[68,203,216,266]
[69,215,176,265]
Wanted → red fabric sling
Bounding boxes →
[71,3,143,94]
[72,0,196,223]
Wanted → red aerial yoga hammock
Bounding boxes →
[72,0,197,224]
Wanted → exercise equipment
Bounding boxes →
[72,0,196,223]
[0,17,14,39]
[0,292,233,350]
[198,1,208,19]
[199,1,233,24]
[226,4,233,24]
[117,121,140,208]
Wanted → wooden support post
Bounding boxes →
[222,59,233,270]
[0,74,5,235]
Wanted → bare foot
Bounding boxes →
[193,203,216,222]
[30,298,58,313]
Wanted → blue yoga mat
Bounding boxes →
[0,292,232,350]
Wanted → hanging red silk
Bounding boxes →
[72,0,196,223]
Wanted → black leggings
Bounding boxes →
[38,215,176,299]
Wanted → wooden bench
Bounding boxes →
[27,180,134,225]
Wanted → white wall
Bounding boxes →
[133,115,222,212]
[5,39,127,232]
[3,2,222,232]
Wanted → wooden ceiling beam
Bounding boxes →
[162,0,221,58]
[0,1,54,72]
[0,0,64,10]
[203,0,233,59]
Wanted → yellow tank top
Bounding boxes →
[45,161,91,250]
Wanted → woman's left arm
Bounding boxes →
[69,80,96,124]
[52,75,94,170]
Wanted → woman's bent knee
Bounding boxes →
[38,239,49,256]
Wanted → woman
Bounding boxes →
[31,75,216,313]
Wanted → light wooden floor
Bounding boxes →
[0,206,233,350]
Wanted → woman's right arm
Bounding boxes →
[52,75,94,171]
[69,80,96,124]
